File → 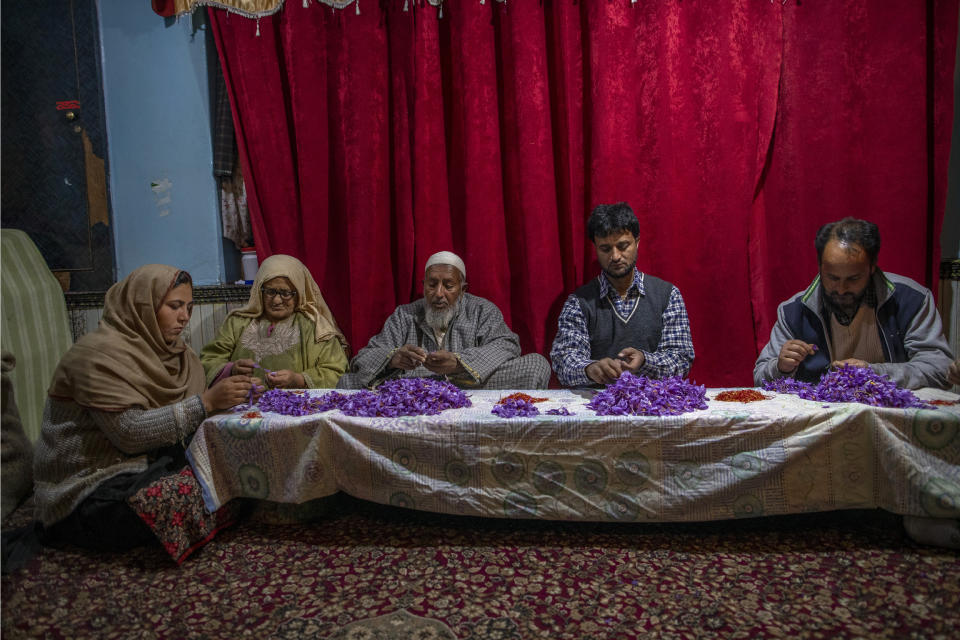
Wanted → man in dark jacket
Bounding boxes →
[754,217,954,389]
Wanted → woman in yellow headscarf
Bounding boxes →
[201,254,349,389]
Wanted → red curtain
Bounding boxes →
[210,0,957,388]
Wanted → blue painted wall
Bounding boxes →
[97,0,227,285]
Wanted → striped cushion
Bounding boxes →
[1,229,73,441]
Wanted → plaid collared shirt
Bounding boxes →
[550,268,695,386]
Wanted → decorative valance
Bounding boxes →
[151,0,506,20]
[152,0,286,18]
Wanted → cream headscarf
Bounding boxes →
[228,254,348,350]
[47,264,206,411]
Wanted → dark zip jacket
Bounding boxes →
[754,271,953,389]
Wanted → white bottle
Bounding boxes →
[240,248,258,283]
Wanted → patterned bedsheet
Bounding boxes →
[186,388,960,522]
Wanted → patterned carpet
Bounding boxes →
[2,496,959,639]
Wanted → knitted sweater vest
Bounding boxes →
[573,275,673,361]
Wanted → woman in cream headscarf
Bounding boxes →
[201,254,349,389]
[31,265,254,557]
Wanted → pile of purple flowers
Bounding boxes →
[269,378,472,418]
[587,372,707,417]
[256,389,326,416]
[762,365,930,409]
[491,397,540,418]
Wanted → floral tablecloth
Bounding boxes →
[186,388,960,522]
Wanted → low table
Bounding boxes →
[186,388,960,522]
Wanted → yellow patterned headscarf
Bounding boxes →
[228,254,348,350]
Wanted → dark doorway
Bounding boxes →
[1,0,115,291]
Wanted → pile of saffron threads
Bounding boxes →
[497,392,548,404]
[714,389,769,403]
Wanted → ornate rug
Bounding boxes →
[3,497,959,639]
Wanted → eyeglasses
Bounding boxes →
[261,286,297,300]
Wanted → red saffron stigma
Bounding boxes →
[714,390,769,403]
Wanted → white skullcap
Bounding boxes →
[424,251,466,280]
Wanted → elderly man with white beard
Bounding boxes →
[337,251,550,390]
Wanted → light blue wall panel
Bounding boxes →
[97,1,224,284]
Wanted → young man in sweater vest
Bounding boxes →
[550,202,695,387]
[753,217,954,389]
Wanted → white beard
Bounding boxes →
[424,297,461,333]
